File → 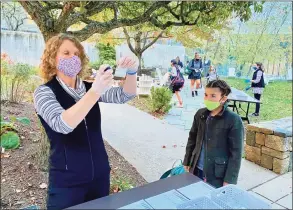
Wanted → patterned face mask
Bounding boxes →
[57,55,82,77]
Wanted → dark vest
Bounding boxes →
[38,77,110,188]
[251,69,265,88]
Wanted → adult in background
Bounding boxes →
[176,56,184,68]
[250,62,265,116]
[187,52,203,97]
[34,33,137,210]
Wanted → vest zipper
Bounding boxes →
[84,118,94,180]
[64,145,68,170]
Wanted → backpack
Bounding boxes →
[160,160,186,179]
[170,66,185,87]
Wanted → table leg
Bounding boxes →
[233,101,236,112]
[246,102,251,124]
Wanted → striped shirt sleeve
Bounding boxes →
[33,85,74,134]
[98,87,136,103]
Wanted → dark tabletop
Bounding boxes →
[228,87,261,104]
[67,173,201,209]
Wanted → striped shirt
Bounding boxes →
[34,76,136,134]
[252,71,264,94]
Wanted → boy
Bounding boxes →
[183,80,244,188]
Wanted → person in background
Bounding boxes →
[34,33,137,210]
[183,80,244,188]
[176,56,184,68]
[250,62,265,116]
[206,65,218,83]
[168,59,185,108]
[187,52,203,97]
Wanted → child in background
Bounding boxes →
[206,65,218,83]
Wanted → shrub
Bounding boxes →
[150,86,173,113]
[1,63,35,103]
[110,176,134,193]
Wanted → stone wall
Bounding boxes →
[245,117,292,174]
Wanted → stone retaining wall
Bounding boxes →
[245,117,292,174]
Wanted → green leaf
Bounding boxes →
[10,115,17,123]
[16,117,31,126]
[1,131,20,149]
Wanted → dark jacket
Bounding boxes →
[183,104,244,188]
[38,77,110,188]
[251,69,265,88]
[177,60,183,68]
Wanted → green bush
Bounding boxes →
[90,43,116,71]
[1,63,35,103]
[150,86,173,113]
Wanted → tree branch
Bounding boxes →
[69,1,170,41]
[141,30,165,52]
[122,27,136,55]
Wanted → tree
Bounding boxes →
[122,24,168,72]
[202,2,292,77]
[18,1,263,42]
[1,2,29,31]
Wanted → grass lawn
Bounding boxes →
[223,77,292,123]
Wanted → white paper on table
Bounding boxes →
[177,181,214,200]
[144,189,189,209]
[118,200,154,209]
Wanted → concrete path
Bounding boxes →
[100,84,292,209]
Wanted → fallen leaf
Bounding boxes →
[14,201,25,205]
[39,183,47,189]
[2,153,10,158]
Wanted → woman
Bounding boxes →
[34,34,137,210]
[187,52,203,97]
[183,80,244,188]
[250,62,265,116]
[169,59,184,108]
[206,65,218,83]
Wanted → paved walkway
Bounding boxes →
[100,84,292,209]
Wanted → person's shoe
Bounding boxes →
[251,113,259,116]
[191,91,194,97]
[177,101,183,108]
[195,91,198,96]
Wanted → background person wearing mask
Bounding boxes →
[250,62,265,116]
[187,52,203,97]
[183,80,244,188]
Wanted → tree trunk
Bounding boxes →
[137,53,143,76]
